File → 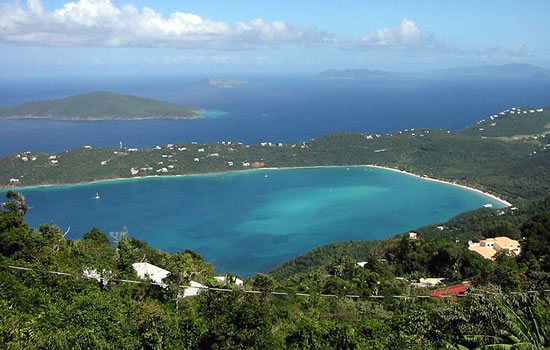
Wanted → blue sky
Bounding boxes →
[0,0,549,75]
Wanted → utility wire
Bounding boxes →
[2,264,549,300]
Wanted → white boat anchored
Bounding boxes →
[94,192,100,200]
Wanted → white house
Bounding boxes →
[132,262,171,286]
[418,277,446,287]
[356,261,368,268]
[183,280,207,297]
[214,275,244,286]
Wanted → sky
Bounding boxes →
[0,0,549,76]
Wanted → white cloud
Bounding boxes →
[348,19,441,49]
[0,0,326,48]
[0,1,446,53]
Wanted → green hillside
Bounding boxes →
[0,91,201,120]
[460,106,550,138]
[2,129,548,202]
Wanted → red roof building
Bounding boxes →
[430,282,470,299]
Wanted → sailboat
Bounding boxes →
[94,192,100,200]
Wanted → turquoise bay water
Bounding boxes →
[4,167,505,276]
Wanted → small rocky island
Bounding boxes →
[0,91,202,120]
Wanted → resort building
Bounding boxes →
[468,236,521,260]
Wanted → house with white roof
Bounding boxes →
[214,275,244,286]
[132,262,171,286]
[182,280,207,297]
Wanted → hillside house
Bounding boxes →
[183,280,206,297]
[214,275,244,286]
[132,262,171,286]
[468,236,521,260]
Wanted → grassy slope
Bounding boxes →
[0,91,199,119]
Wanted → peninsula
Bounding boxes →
[0,91,202,120]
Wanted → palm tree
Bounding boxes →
[456,295,550,349]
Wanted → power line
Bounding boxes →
[2,264,549,300]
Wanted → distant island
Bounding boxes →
[317,63,550,80]
[201,78,249,88]
[0,91,202,120]
[316,69,391,80]
[436,63,550,79]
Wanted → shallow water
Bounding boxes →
[2,166,505,276]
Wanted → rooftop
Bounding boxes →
[132,262,171,285]
[468,246,498,260]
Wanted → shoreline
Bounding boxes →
[364,165,512,207]
[1,164,512,207]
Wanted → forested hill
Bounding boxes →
[460,106,550,138]
[2,128,549,203]
[0,91,201,120]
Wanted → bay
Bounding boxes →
[2,166,506,276]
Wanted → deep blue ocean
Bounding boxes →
[1,74,549,156]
